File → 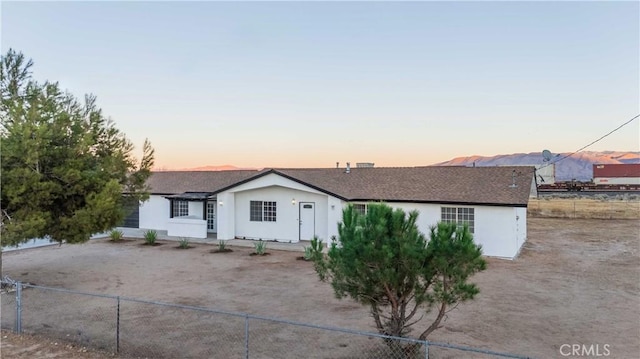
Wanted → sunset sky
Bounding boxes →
[2,1,638,169]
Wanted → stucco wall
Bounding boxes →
[139,195,169,230]
[167,217,207,239]
[348,202,525,259]
[234,186,329,243]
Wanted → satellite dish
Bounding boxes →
[542,149,552,162]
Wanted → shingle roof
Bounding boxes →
[275,166,533,206]
[146,170,267,194]
[147,166,534,207]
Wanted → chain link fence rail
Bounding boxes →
[0,280,532,359]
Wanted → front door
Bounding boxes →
[206,202,217,233]
[299,202,315,241]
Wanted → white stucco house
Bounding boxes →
[124,165,536,259]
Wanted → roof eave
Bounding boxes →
[348,198,529,208]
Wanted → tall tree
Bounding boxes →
[312,203,487,356]
[0,49,154,247]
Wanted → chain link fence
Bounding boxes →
[1,281,531,359]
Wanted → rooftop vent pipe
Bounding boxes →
[346,162,351,174]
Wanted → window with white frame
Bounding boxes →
[173,200,189,217]
[441,207,475,233]
[250,201,277,222]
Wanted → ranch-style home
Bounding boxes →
[126,165,537,259]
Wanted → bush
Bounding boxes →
[303,246,313,261]
[304,237,324,261]
[218,240,227,251]
[178,237,189,249]
[253,241,267,255]
[109,229,123,241]
[144,229,157,245]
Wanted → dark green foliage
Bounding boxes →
[313,203,486,353]
[0,49,154,246]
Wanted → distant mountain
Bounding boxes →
[434,151,640,182]
[159,165,258,172]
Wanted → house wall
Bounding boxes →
[327,198,345,243]
[515,207,527,257]
[216,192,236,240]
[216,173,336,243]
[234,186,329,243]
[349,202,525,259]
[473,206,524,259]
[167,217,207,238]
[139,195,169,230]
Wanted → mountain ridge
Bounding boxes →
[434,151,639,181]
[156,151,639,182]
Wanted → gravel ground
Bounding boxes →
[1,217,638,358]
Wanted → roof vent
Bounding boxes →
[509,170,518,188]
[346,162,351,174]
[356,162,375,168]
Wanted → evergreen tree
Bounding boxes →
[312,203,486,356]
[0,49,154,246]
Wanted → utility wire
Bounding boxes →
[536,113,639,173]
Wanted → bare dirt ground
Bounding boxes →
[1,217,639,358]
[1,330,117,359]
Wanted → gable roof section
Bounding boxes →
[146,166,534,207]
[274,166,533,207]
[146,170,268,194]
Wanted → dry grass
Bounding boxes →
[528,197,640,219]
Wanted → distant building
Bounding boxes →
[535,164,555,185]
[593,164,640,185]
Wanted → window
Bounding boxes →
[173,200,189,217]
[250,201,262,221]
[352,204,367,215]
[441,207,475,233]
[250,201,277,222]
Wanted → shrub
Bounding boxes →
[109,229,123,241]
[218,240,227,251]
[309,236,324,261]
[178,237,189,249]
[144,229,157,245]
[303,246,313,261]
[253,241,267,255]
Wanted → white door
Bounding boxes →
[206,202,217,233]
[299,202,315,241]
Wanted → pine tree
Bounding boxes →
[312,203,486,356]
[0,49,154,247]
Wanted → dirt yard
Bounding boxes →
[2,217,639,358]
[529,197,640,219]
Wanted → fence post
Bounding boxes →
[424,340,429,359]
[244,314,249,359]
[116,296,120,354]
[15,281,22,334]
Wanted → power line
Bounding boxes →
[537,113,639,172]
